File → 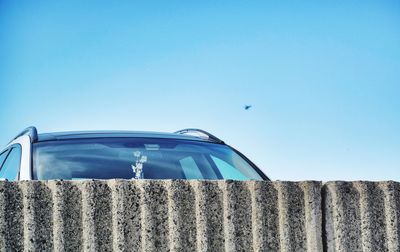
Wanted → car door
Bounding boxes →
[0,145,22,181]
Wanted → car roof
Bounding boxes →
[37,130,216,143]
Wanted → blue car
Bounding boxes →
[0,127,269,181]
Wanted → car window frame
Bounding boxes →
[0,149,11,170]
[0,144,23,181]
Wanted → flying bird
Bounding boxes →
[244,105,252,110]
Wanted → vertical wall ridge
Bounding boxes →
[221,180,229,252]
[0,182,23,251]
[300,181,323,251]
[110,180,142,252]
[21,181,54,251]
[49,180,83,251]
[276,182,286,251]
[110,180,120,252]
[326,182,363,251]
[194,181,202,252]
[276,182,308,251]
[49,181,65,251]
[140,180,169,251]
[81,180,113,251]
[167,180,197,252]
[250,181,258,251]
[0,182,6,251]
[81,181,95,251]
[379,181,400,252]
[355,182,388,252]
[194,180,224,252]
[323,182,337,252]
[139,182,146,252]
[251,181,280,251]
[221,180,253,251]
[167,181,174,252]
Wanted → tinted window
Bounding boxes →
[180,156,204,179]
[0,145,22,181]
[211,155,248,180]
[33,138,264,180]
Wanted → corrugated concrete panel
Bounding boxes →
[0,179,321,251]
[167,180,197,251]
[251,180,280,251]
[0,182,23,251]
[0,180,395,251]
[223,180,253,251]
[49,180,83,251]
[21,181,54,251]
[324,181,400,252]
[194,180,224,251]
[141,180,170,251]
[110,180,141,251]
[81,180,113,251]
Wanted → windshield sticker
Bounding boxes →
[131,151,147,179]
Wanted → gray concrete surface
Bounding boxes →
[0,180,398,251]
[324,181,400,252]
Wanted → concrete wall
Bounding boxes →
[0,180,398,251]
[324,181,400,252]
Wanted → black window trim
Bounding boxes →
[0,149,11,170]
[0,144,23,181]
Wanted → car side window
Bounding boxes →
[0,145,22,181]
[0,150,9,169]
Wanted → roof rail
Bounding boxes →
[10,126,38,143]
[174,128,225,144]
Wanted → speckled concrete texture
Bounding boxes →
[0,182,23,251]
[324,181,400,252]
[110,180,142,251]
[49,180,83,251]
[0,180,398,251]
[193,180,224,251]
[21,181,54,251]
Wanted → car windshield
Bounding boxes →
[32,138,265,180]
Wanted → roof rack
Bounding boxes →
[10,126,38,143]
[174,128,225,144]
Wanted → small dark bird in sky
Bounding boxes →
[244,105,252,110]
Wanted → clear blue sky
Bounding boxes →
[1,1,399,181]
